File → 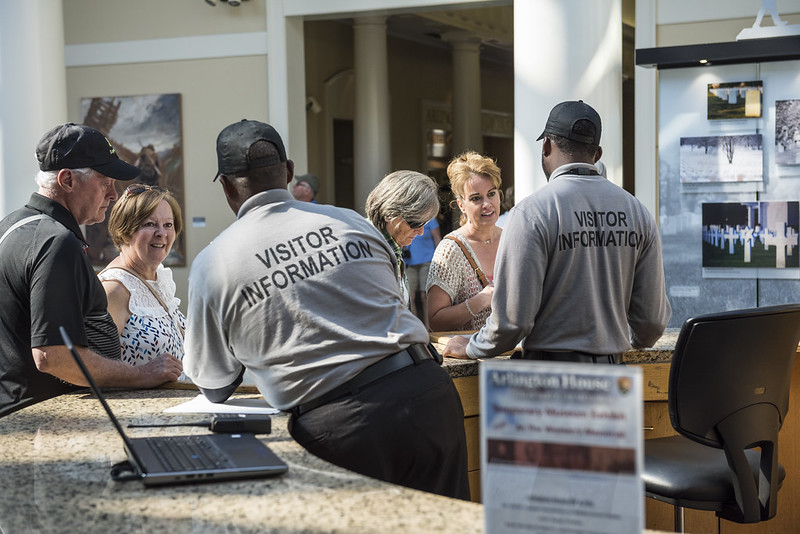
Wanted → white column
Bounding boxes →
[635,0,658,217]
[445,33,483,155]
[514,0,622,201]
[353,16,391,214]
[0,0,67,216]
[267,1,308,174]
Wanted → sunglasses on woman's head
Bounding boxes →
[121,184,163,198]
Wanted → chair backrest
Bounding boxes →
[670,304,800,445]
[669,303,800,522]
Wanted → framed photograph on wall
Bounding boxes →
[707,81,763,120]
[702,201,799,279]
[79,93,185,267]
[680,134,763,186]
[775,99,800,166]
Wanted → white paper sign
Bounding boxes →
[164,394,278,415]
[481,360,643,534]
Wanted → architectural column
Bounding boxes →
[0,0,67,216]
[353,16,391,213]
[514,0,622,200]
[445,33,483,156]
[635,0,658,216]
[266,1,308,175]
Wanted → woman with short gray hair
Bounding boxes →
[365,170,440,308]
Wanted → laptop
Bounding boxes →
[59,327,288,486]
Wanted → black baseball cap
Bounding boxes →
[36,123,140,180]
[537,100,602,146]
[214,119,287,181]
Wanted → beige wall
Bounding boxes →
[63,0,266,44]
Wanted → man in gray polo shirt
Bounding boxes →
[184,120,469,500]
[444,101,671,362]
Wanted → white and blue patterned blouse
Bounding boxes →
[98,264,186,366]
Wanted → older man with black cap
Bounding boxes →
[0,123,183,418]
[183,119,470,500]
[444,100,671,362]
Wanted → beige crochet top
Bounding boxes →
[426,230,492,330]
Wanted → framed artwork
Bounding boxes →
[702,201,799,278]
[680,134,763,184]
[775,99,800,166]
[707,81,762,120]
[79,93,185,267]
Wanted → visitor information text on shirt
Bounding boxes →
[481,360,644,534]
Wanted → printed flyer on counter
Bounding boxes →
[481,360,643,534]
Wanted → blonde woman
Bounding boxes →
[427,152,503,331]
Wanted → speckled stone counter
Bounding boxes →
[439,329,679,379]
[0,388,482,534]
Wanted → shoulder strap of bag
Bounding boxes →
[0,214,48,247]
[99,265,185,337]
[445,235,489,288]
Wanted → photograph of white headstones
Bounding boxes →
[707,81,763,120]
[702,201,799,272]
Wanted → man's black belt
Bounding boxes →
[521,350,621,364]
[290,343,436,417]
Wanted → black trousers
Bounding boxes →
[288,359,471,501]
[519,350,621,364]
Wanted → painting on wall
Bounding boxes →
[775,99,800,166]
[707,81,763,120]
[79,93,185,267]
[679,134,763,184]
[702,201,799,276]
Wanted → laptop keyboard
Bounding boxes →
[148,435,235,472]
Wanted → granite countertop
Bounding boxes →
[0,388,482,534]
[439,329,679,379]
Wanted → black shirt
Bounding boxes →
[0,193,119,418]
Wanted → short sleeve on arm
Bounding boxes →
[29,232,93,349]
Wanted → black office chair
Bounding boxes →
[643,304,800,532]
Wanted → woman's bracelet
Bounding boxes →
[465,297,479,318]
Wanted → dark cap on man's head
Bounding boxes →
[214,119,287,181]
[537,100,602,146]
[36,123,140,181]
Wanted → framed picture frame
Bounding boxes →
[79,93,185,267]
[707,81,763,120]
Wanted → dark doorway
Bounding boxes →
[333,118,355,210]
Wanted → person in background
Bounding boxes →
[291,173,319,203]
[427,151,503,331]
[0,123,182,418]
[495,186,515,228]
[595,160,607,178]
[99,185,186,366]
[183,120,469,500]
[444,100,671,362]
[404,218,441,328]
[365,171,440,308]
